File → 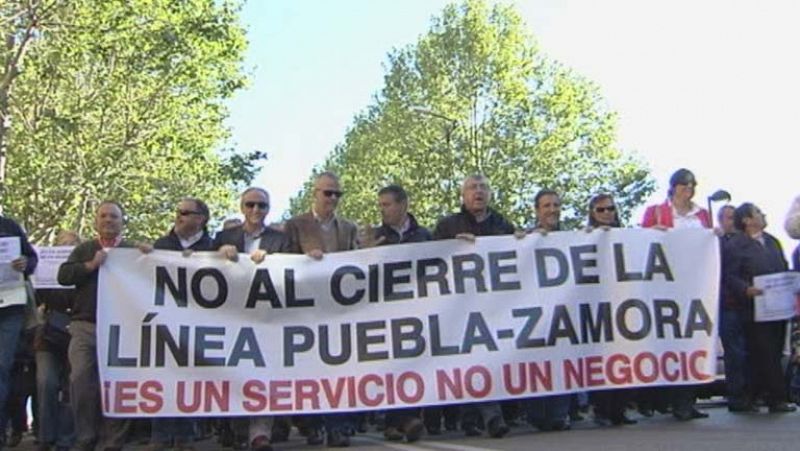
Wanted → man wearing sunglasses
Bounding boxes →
[144,198,214,451]
[152,198,214,254]
[284,172,358,447]
[285,171,358,258]
[214,187,291,451]
[215,187,290,261]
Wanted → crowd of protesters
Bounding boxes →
[1,168,799,451]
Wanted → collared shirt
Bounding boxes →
[313,208,340,252]
[178,230,205,250]
[672,202,704,229]
[98,235,123,249]
[243,226,265,254]
[390,216,411,237]
[750,231,766,246]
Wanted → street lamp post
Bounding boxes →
[707,189,732,228]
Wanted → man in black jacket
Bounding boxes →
[431,175,512,439]
[214,188,290,451]
[372,184,432,246]
[145,198,214,451]
[215,187,290,259]
[153,198,214,253]
[723,202,796,413]
[367,185,429,443]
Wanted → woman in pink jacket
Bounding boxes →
[640,168,712,421]
[642,168,711,229]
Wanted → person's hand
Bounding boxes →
[583,226,594,233]
[181,249,193,258]
[137,242,153,254]
[85,250,108,271]
[530,227,549,236]
[513,229,528,240]
[307,249,324,260]
[745,286,764,298]
[359,225,387,248]
[218,245,239,262]
[250,249,267,264]
[455,233,476,242]
[10,256,27,272]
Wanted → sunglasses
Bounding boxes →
[594,206,616,213]
[244,201,269,210]
[321,190,344,198]
[177,210,202,216]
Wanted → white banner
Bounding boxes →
[98,228,720,417]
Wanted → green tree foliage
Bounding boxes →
[1,0,263,243]
[288,0,654,230]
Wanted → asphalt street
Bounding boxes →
[9,401,800,451]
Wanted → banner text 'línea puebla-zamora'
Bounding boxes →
[97,228,719,417]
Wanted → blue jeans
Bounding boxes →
[36,350,75,447]
[0,307,25,434]
[720,308,749,402]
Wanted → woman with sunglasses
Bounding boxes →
[584,194,637,426]
[640,168,711,422]
[587,194,621,229]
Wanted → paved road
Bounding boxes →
[9,402,800,451]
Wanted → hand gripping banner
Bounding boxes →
[97,228,719,417]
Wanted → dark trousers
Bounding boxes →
[720,308,749,402]
[745,320,788,405]
[385,408,421,429]
[591,389,629,420]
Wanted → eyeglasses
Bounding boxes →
[594,206,616,213]
[244,201,269,210]
[321,190,344,198]
[177,210,202,216]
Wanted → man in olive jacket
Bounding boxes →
[58,201,132,451]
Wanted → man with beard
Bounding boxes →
[145,198,214,451]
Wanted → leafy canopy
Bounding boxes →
[289,0,654,230]
[1,0,263,243]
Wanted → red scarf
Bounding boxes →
[98,235,123,248]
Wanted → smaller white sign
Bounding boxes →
[33,246,75,289]
[753,272,800,322]
[0,237,23,288]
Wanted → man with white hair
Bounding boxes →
[431,174,513,439]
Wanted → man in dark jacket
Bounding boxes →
[153,198,214,253]
[146,198,214,451]
[58,201,132,451]
[215,187,290,259]
[431,175,512,439]
[367,185,429,443]
[0,214,37,449]
[723,202,796,413]
[372,184,432,246]
[524,190,574,431]
[214,188,290,451]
